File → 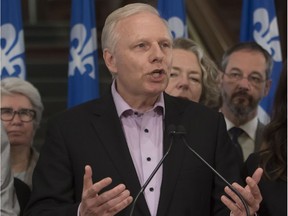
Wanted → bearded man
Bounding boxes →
[220,42,272,162]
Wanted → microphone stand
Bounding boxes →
[177,125,250,216]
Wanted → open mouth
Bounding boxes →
[150,69,165,78]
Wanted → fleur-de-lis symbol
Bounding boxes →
[253,8,282,62]
[69,24,97,79]
[0,23,25,78]
[167,17,186,38]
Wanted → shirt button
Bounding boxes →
[149,187,154,192]
[147,157,151,161]
[144,128,149,133]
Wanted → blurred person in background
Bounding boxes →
[0,77,44,190]
[243,62,287,216]
[1,121,20,216]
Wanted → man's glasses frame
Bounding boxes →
[223,71,266,86]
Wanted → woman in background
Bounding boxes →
[1,77,44,190]
[243,62,287,216]
[165,38,221,110]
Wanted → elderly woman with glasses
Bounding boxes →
[0,77,44,189]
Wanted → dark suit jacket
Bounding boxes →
[14,178,31,216]
[24,92,242,216]
[254,120,265,152]
[243,153,287,216]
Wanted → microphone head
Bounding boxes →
[176,125,186,135]
[167,124,176,135]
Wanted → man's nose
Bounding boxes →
[237,76,251,90]
[149,44,164,63]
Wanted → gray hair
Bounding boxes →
[221,42,273,79]
[1,77,44,129]
[173,38,222,110]
[101,3,169,54]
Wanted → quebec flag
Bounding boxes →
[0,0,26,79]
[240,0,282,124]
[68,0,99,108]
[157,0,187,38]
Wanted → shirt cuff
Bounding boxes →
[77,202,82,216]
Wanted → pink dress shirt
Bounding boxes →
[112,81,165,216]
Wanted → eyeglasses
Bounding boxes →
[224,71,266,86]
[0,108,36,122]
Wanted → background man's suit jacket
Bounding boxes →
[24,92,242,216]
[255,121,265,152]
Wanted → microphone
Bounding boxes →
[176,125,250,216]
[129,124,177,216]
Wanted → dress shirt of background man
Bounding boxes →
[1,121,20,216]
[219,42,272,161]
[24,3,263,216]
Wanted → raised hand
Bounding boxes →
[80,165,133,216]
[221,167,263,216]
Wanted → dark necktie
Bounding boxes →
[229,127,244,162]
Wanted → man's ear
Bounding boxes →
[103,49,117,74]
[264,79,272,96]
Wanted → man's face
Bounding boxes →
[165,48,202,102]
[103,12,173,100]
[220,50,271,118]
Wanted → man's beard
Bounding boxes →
[223,90,259,120]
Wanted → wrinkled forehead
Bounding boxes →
[227,51,267,72]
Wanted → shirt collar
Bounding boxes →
[111,80,165,117]
[224,116,258,140]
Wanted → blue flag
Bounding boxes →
[157,0,187,38]
[0,0,26,79]
[68,0,99,108]
[240,0,282,124]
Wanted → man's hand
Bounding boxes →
[80,165,133,216]
[221,167,263,216]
